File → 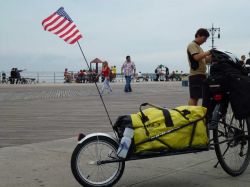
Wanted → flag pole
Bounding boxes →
[76,41,115,129]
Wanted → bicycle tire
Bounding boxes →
[71,135,125,187]
[213,104,250,176]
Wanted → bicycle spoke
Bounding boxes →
[99,165,107,181]
[220,143,230,158]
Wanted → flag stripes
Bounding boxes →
[42,7,82,44]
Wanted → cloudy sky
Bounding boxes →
[1,0,250,73]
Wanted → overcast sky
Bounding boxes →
[1,0,250,73]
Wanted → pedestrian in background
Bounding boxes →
[121,56,136,92]
[10,68,16,84]
[97,61,112,95]
[245,52,250,65]
[187,28,211,106]
[1,72,7,83]
[112,65,117,82]
[239,55,246,66]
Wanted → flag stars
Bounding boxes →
[57,7,73,22]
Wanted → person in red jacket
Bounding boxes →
[97,61,112,95]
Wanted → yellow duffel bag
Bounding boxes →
[131,103,208,153]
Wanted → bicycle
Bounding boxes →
[70,49,250,187]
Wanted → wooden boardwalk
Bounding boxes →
[0,82,189,147]
[1,82,250,187]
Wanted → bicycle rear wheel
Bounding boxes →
[71,135,125,187]
[213,104,250,176]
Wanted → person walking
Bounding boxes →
[121,55,136,92]
[187,28,211,106]
[97,61,112,95]
[1,72,7,83]
[10,68,16,84]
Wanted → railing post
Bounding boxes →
[54,72,56,84]
[37,73,39,83]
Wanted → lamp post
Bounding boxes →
[207,23,220,49]
[207,24,220,73]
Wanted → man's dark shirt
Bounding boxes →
[246,58,250,65]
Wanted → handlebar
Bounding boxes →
[209,49,225,63]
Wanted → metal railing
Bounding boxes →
[0,71,186,84]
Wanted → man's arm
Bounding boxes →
[193,51,211,62]
[205,55,212,64]
[188,43,210,62]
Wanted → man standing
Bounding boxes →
[121,56,136,92]
[246,52,250,65]
[187,28,211,106]
[239,55,246,66]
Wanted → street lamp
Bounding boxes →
[207,24,220,49]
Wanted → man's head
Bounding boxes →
[195,28,210,45]
[241,55,246,61]
[126,55,131,62]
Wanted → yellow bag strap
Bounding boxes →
[171,108,191,121]
[161,108,174,127]
[139,103,174,136]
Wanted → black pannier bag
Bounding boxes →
[203,62,234,117]
[228,74,250,119]
[202,75,224,119]
[208,61,250,119]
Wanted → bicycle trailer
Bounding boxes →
[114,103,208,154]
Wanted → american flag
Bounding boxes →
[42,7,82,44]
